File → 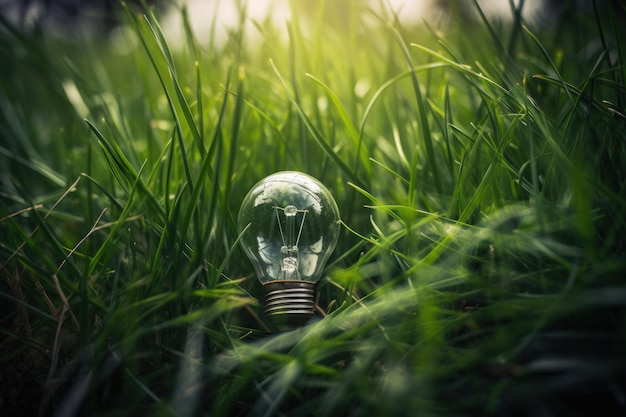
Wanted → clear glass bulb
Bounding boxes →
[237,171,341,329]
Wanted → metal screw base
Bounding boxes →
[263,280,315,331]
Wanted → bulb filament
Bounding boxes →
[274,205,308,280]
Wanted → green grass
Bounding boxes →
[1,1,626,416]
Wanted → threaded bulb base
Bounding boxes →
[263,281,315,331]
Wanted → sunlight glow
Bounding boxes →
[161,0,543,47]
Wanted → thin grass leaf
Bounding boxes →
[270,59,363,186]
[85,160,147,279]
[387,23,442,193]
[85,118,165,219]
[123,5,195,190]
[305,73,372,178]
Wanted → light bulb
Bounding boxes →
[237,171,341,330]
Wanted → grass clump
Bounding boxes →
[1,1,626,416]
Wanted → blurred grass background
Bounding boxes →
[1,0,626,416]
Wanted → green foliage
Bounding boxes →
[1,1,626,416]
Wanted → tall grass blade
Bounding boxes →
[387,23,441,193]
[270,59,363,186]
